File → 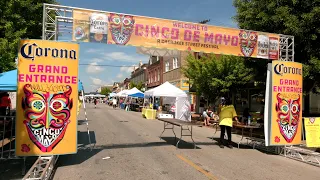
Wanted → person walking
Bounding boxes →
[218,97,239,149]
[112,98,117,109]
[93,98,97,108]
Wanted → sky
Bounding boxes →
[57,0,238,92]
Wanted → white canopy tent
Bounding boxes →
[144,81,191,121]
[115,89,129,97]
[144,82,187,97]
[85,94,106,98]
[126,87,142,95]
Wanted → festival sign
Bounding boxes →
[73,10,280,59]
[16,39,79,156]
[304,117,320,147]
[269,61,303,146]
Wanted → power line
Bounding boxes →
[79,64,136,67]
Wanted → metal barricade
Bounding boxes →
[0,115,27,175]
[0,116,17,160]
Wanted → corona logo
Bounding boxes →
[274,63,302,76]
[20,42,77,61]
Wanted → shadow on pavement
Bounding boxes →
[0,157,38,180]
[77,131,97,149]
[160,137,201,149]
[209,137,252,149]
[77,119,91,125]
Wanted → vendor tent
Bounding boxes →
[126,87,142,95]
[144,81,190,121]
[0,69,83,92]
[116,89,129,97]
[0,69,18,91]
[129,92,144,98]
[144,81,187,97]
[109,92,116,97]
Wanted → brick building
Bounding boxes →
[147,56,163,89]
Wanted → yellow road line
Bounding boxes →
[177,154,218,180]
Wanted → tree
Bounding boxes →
[0,0,57,72]
[129,81,144,91]
[100,87,111,96]
[182,54,254,103]
[233,0,320,93]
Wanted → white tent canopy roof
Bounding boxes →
[144,81,187,97]
[116,89,129,97]
[126,87,143,95]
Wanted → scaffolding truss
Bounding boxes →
[42,3,294,61]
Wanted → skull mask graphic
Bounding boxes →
[275,93,300,143]
[239,30,258,57]
[108,13,135,45]
[22,84,73,152]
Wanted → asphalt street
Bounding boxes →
[53,103,320,180]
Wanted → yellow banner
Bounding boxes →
[73,10,280,59]
[16,40,79,156]
[304,117,320,147]
[270,61,303,145]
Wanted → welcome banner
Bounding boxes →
[16,39,79,156]
[73,10,280,60]
[304,117,320,147]
[268,61,303,146]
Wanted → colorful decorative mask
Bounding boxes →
[239,30,258,57]
[275,93,300,143]
[108,13,135,45]
[22,84,73,152]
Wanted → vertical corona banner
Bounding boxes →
[269,61,303,146]
[16,39,79,156]
[304,117,320,147]
[72,10,280,59]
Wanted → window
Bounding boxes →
[154,71,157,82]
[157,69,160,82]
[172,57,178,69]
[165,62,169,72]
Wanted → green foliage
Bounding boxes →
[233,0,320,93]
[0,0,56,72]
[182,54,254,102]
[100,87,111,96]
[129,81,144,91]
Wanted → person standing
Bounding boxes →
[218,97,239,149]
[0,93,11,116]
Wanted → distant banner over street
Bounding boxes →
[73,10,280,59]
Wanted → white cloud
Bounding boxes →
[86,48,103,53]
[86,62,104,74]
[120,65,136,74]
[101,52,148,63]
[116,73,123,79]
[91,58,103,63]
[90,77,106,86]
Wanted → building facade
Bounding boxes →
[130,62,148,86]
[147,56,163,89]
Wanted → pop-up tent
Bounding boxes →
[116,89,129,97]
[0,69,83,92]
[144,81,191,121]
[129,92,144,98]
[126,87,142,95]
[144,81,187,97]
